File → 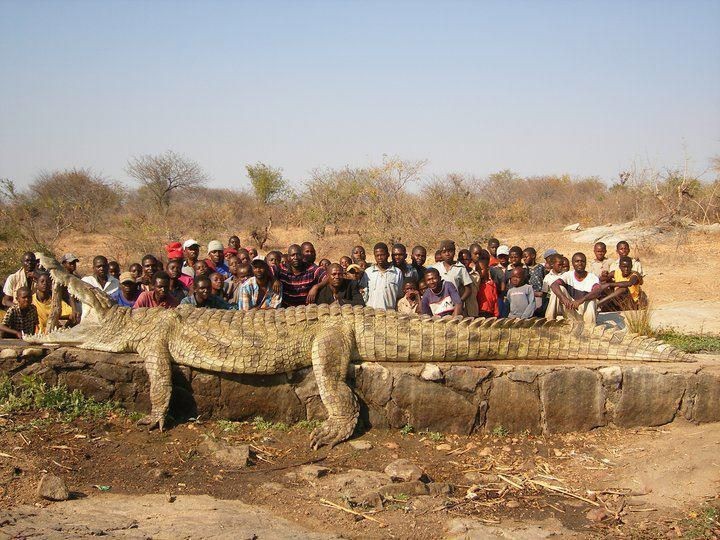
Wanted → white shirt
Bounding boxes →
[2,267,30,300]
[432,261,473,292]
[81,275,120,296]
[364,265,403,310]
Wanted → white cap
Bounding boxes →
[496,245,510,256]
[207,240,224,253]
[183,239,200,249]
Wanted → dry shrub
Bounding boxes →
[621,297,654,336]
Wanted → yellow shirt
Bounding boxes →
[614,269,641,303]
[33,295,72,333]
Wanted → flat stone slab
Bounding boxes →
[3,343,719,435]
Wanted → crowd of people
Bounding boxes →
[0,236,646,338]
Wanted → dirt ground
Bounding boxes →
[1,409,719,539]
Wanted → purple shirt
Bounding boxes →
[421,282,462,317]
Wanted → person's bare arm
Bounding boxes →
[550,279,574,310]
[0,324,21,339]
[452,303,463,316]
[459,284,471,302]
[2,295,13,309]
[305,275,329,304]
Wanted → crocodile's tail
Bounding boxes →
[351,307,691,363]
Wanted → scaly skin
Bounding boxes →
[25,254,691,448]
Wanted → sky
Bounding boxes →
[1,0,719,191]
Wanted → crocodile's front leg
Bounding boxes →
[136,329,173,432]
[310,323,359,449]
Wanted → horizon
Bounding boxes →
[1,1,719,191]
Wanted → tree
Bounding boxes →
[246,162,289,205]
[125,150,208,215]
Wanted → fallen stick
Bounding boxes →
[51,460,74,471]
[0,452,18,459]
[319,498,387,527]
[497,474,524,490]
[528,479,600,507]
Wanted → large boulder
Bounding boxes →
[540,369,606,433]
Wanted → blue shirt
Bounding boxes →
[110,289,137,308]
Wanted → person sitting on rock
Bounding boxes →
[598,256,646,311]
[0,287,38,338]
[111,272,140,308]
[2,252,38,308]
[546,252,603,324]
[609,240,644,277]
[133,271,180,309]
[314,263,364,307]
[180,276,233,309]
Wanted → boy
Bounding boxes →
[397,280,422,315]
[421,268,462,317]
[598,256,646,310]
[32,272,73,332]
[589,242,612,279]
[129,263,143,281]
[609,241,644,276]
[522,247,545,315]
[476,260,499,318]
[108,261,121,280]
[506,267,536,319]
[541,253,564,314]
[1,287,39,338]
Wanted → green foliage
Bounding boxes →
[294,419,322,432]
[251,416,290,432]
[400,423,414,436]
[216,419,241,433]
[420,430,444,441]
[491,425,509,437]
[246,162,289,205]
[680,505,719,539]
[0,375,120,421]
[657,331,720,354]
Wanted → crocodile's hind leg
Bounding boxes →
[310,323,359,449]
[136,333,173,432]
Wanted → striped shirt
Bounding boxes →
[2,304,39,336]
[276,264,326,307]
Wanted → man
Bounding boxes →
[139,254,159,291]
[391,243,419,284]
[238,259,283,310]
[547,252,602,324]
[32,272,73,332]
[180,276,233,309]
[275,244,326,307]
[315,263,364,306]
[351,245,366,265]
[228,235,242,251]
[410,245,427,281]
[487,238,501,266]
[364,243,403,310]
[432,240,473,312]
[301,241,317,266]
[111,272,140,307]
[82,255,120,297]
[133,271,180,309]
[205,240,230,278]
[0,287,38,338]
[421,267,462,317]
[60,253,80,276]
[182,239,200,278]
[2,251,38,308]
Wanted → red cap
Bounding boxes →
[165,242,182,253]
[167,249,183,259]
[224,248,238,256]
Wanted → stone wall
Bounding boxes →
[2,343,719,434]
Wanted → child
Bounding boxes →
[476,260,499,318]
[599,256,646,310]
[541,254,564,314]
[609,241,644,276]
[506,267,536,319]
[108,261,121,280]
[397,280,422,314]
[209,272,225,298]
[418,279,428,298]
[129,263,143,281]
[522,247,545,315]
[560,256,570,273]
[0,287,39,338]
[421,268,462,317]
[589,242,611,279]
[339,256,353,270]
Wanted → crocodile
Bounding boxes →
[23,254,689,448]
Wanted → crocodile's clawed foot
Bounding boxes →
[137,413,165,432]
[310,416,356,450]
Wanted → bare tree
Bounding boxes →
[125,150,208,216]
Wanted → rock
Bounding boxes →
[94,361,133,382]
[355,363,393,406]
[506,500,520,508]
[563,222,582,231]
[539,369,606,433]
[217,375,304,423]
[615,368,686,427]
[478,447,492,457]
[198,438,250,468]
[435,443,452,451]
[60,371,114,402]
[21,348,44,358]
[427,482,454,496]
[384,459,423,482]
[152,469,171,479]
[298,465,330,480]
[37,474,69,501]
[392,374,477,434]
[420,364,443,381]
[586,508,610,522]
[485,376,542,434]
[378,481,429,497]
[444,366,491,392]
[691,372,720,423]
[464,472,498,484]
[0,349,18,359]
[384,442,399,450]
[355,490,383,509]
[349,440,373,451]
[507,368,538,384]
[322,469,388,498]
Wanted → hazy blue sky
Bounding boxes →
[1,0,719,190]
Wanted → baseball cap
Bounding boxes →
[60,253,79,264]
[167,249,183,259]
[207,240,224,253]
[542,248,558,259]
[346,264,362,275]
[182,239,200,249]
[223,247,238,256]
[119,271,135,284]
[496,245,510,256]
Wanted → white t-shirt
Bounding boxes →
[432,262,473,291]
[559,271,599,300]
[364,265,403,310]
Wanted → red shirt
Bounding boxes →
[132,291,180,309]
[476,280,499,317]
